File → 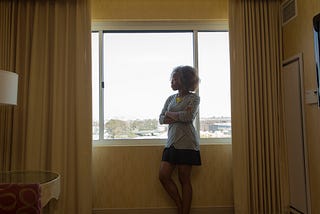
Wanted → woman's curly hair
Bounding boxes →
[171,65,200,92]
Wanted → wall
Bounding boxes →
[282,0,320,212]
[92,0,228,20]
[93,145,233,209]
[91,0,232,212]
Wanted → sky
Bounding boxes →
[92,31,230,122]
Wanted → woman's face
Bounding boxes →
[171,72,181,91]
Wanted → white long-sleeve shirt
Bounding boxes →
[159,93,200,150]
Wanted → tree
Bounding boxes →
[105,119,129,138]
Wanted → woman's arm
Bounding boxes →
[159,96,174,124]
[167,95,200,122]
[165,111,179,121]
[163,115,176,124]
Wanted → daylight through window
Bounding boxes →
[92,30,231,142]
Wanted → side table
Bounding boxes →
[0,171,60,207]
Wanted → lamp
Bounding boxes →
[0,70,18,105]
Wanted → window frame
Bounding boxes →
[91,20,231,146]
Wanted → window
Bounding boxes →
[198,32,231,138]
[92,22,231,143]
[92,32,100,139]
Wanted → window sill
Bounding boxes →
[92,138,231,147]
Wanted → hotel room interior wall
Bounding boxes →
[91,0,231,211]
[282,0,320,212]
[91,0,228,20]
[92,145,233,208]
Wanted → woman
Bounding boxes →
[159,65,201,214]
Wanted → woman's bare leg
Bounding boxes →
[178,165,192,214]
[159,161,182,214]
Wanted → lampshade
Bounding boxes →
[0,70,18,105]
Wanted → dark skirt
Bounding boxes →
[161,146,201,166]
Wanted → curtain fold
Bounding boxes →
[0,1,92,213]
[229,0,288,213]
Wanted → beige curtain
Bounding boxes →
[0,1,92,213]
[229,0,288,213]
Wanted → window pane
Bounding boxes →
[103,32,193,139]
[92,32,100,140]
[198,32,231,138]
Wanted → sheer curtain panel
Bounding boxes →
[229,0,288,213]
[0,1,92,213]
